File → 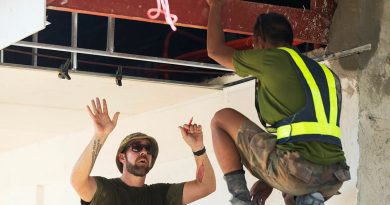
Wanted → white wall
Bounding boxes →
[0,79,358,205]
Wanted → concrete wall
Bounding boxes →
[0,79,358,204]
[327,0,390,204]
[357,1,390,203]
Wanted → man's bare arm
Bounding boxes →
[206,0,236,70]
[179,124,216,204]
[182,153,216,204]
[70,98,119,202]
[70,135,105,201]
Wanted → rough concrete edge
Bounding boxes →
[356,0,388,204]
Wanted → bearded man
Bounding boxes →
[70,98,215,205]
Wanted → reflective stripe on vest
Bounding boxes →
[276,47,340,140]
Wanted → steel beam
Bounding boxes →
[47,0,335,44]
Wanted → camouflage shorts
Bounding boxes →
[235,120,350,198]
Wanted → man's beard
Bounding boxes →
[125,156,151,177]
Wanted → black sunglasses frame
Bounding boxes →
[124,142,155,155]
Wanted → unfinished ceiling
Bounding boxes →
[1,0,336,85]
[0,0,337,152]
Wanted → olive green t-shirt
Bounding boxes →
[233,48,345,165]
[82,176,184,205]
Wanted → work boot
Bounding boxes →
[224,170,253,205]
[295,192,325,205]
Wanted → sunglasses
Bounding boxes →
[125,142,154,155]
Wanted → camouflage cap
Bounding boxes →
[116,132,159,173]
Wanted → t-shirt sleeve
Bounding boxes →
[80,199,90,205]
[233,49,288,80]
[165,183,185,205]
[233,49,267,77]
[81,176,113,205]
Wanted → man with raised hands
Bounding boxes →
[70,97,215,205]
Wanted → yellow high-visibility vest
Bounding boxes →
[273,47,341,146]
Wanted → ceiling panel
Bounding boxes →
[0,0,46,49]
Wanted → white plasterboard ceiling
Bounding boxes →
[0,64,219,152]
[0,0,46,49]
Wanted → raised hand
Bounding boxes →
[179,123,204,152]
[250,180,273,205]
[86,97,120,138]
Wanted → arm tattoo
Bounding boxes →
[91,139,102,170]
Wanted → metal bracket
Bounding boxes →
[58,59,71,80]
[106,17,115,53]
[116,66,123,86]
[314,44,372,62]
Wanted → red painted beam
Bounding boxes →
[47,0,335,44]
[311,0,336,20]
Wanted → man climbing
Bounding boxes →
[70,97,215,205]
[205,0,350,204]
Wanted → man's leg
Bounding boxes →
[211,108,257,205]
[211,108,247,173]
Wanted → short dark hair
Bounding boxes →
[253,12,294,46]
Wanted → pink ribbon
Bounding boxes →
[147,0,178,31]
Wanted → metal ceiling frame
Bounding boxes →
[0,10,230,89]
[0,9,230,89]
[7,9,230,72]
[4,39,370,90]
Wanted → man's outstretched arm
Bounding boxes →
[179,124,216,204]
[70,98,120,202]
[206,0,236,70]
